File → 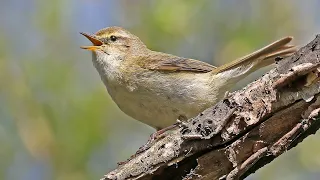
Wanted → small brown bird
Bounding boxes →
[80,26,296,133]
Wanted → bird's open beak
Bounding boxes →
[80,32,103,51]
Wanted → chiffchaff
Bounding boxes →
[80,26,296,131]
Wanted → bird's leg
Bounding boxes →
[135,123,179,154]
[117,117,187,166]
[117,123,180,166]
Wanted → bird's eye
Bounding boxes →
[110,35,117,42]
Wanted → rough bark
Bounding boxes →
[102,35,320,180]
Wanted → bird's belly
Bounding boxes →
[112,89,209,129]
[106,74,218,129]
[116,92,184,129]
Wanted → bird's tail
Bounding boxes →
[210,37,297,100]
[211,36,297,77]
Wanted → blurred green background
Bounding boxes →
[1,0,320,180]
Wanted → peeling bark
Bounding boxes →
[102,35,320,180]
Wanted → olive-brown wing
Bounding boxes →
[141,52,215,73]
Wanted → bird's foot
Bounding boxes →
[117,123,179,166]
[136,123,178,154]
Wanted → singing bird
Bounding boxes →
[81,27,296,133]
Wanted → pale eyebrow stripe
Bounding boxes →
[112,31,131,38]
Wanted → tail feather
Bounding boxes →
[264,47,297,60]
[212,36,296,75]
[211,37,297,100]
[257,46,297,69]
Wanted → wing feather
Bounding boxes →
[140,52,215,73]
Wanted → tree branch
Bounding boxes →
[102,35,320,180]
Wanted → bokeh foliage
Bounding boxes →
[0,0,320,179]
